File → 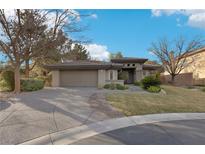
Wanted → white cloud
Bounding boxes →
[90,14,98,19]
[83,44,110,61]
[151,9,205,29]
[188,12,205,29]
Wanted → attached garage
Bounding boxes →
[60,70,98,87]
[45,60,123,88]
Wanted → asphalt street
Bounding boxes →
[73,119,205,145]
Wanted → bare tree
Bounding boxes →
[0,9,26,93]
[109,52,123,60]
[23,9,89,77]
[149,36,203,83]
[0,9,92,92]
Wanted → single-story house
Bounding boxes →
[45,58,162,88]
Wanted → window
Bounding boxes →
[127,64,130,67]
[132,64,135,66]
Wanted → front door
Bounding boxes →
[124,70,134,84]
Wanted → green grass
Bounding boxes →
[106,85,205,116]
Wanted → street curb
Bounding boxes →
[20,113,205,145]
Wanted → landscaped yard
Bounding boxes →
[106,85,205,116]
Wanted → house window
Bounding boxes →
[132,64,135,66]
[110,71,113,80]
[127,64,130,67]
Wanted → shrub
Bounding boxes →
[187,86,195,89]
[0,70,14,91]
[141,75,160,89]
[202,88,205,92]
[20,78,44,91]
[104,84,111,89]
[116,84,128,90]
[103,83,128,90]
[147,86,161,93]
[0,80,11,91]
[35,74,52,87]
[110,83,116,90]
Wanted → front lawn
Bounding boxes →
[106,85,205,116]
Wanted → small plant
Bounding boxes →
[104,84,111,89]
[187,86,195,89]
[103,83,128,90]
[134,81,141,86]
[110,83,116,90]
[116,84,128,90]
[147,86,161,93]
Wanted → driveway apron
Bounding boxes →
[0,87,122,144]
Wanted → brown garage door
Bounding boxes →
[60,70,98,87]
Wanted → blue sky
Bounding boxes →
[1,9,205,62]
[72,9,205,61]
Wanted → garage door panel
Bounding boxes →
[60,70,98,87]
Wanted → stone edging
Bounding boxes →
[20,113,205,145]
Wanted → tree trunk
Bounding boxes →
[14,65,21,93]
[25,59,29,78]
[171,75,175,84]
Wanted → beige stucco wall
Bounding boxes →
[106,70,110,80]
[51,70,60,87]
[135,64,143,81]
[98,70,106,88]
[112,70,118,80]
[98,69,123,87]
[181,52,205,79]
[164,51,205,80]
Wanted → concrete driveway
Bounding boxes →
[0,87,122,144]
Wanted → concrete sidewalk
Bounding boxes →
[21,113,205,145]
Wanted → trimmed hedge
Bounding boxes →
[103,83,128,90]
[147,86,161,93]
[20,78,44,91]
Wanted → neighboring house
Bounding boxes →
[163,47,205,86]
[45,58,162,88]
